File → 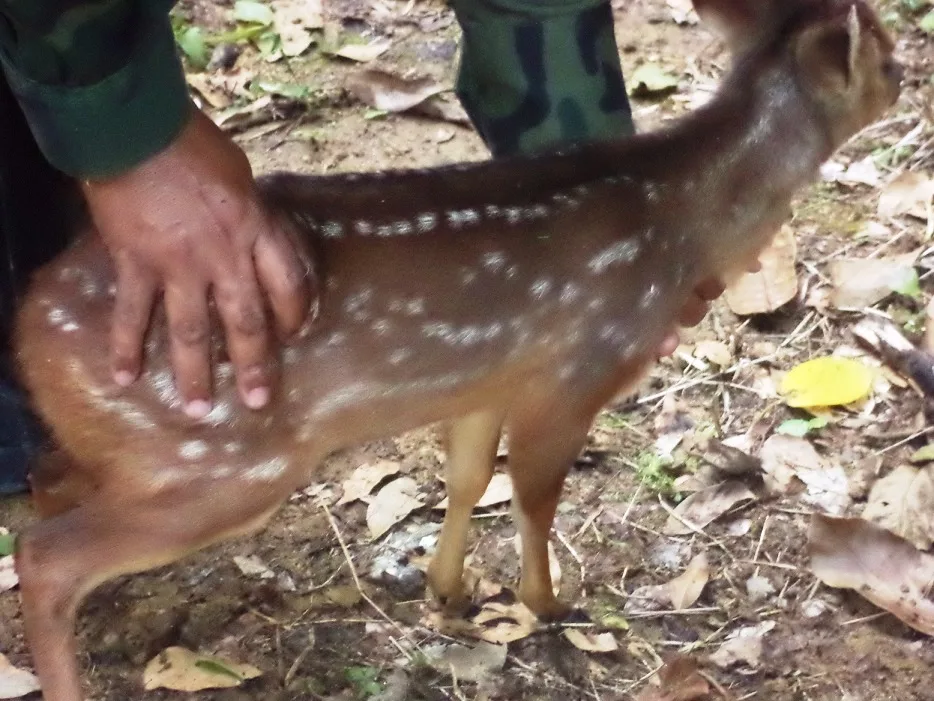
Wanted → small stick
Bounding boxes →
[322,505,420,656]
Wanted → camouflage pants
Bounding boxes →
[450,0,633,156]
[0,73,60,492]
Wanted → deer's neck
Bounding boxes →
[621,61,831,279]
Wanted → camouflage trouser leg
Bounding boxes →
[0,71,69,493]
[449,0,633,157]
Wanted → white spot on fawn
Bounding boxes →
[203,402,232,426]
[530,278,552,300]
[588,239,642,274]
[244,456,290,482]
[312,381,373,418]
[422,321,503,347]
[393,220,414,236]
[326,331,347,347]
[417,212,438,233]
[46,307,69,326]
[179,440,209,461]
[150,369,182,409]
[560,282,581,305]
[447,209,481,228]
[587,298,606,312]
[529,204,550,219]
[640,282,661,309]
[355,220,373,236]
[344,289,373,317]
[552,193,580,209]
[322,221,343,238]
[481,251,506,273]
[388,348,412,365]
[405,299,426,316]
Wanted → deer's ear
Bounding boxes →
[795,7,861,97]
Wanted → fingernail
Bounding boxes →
[244,386,270,410]
[114,370,135,387]
[185,399,212,419]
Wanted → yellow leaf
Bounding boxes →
[780,357,872,408]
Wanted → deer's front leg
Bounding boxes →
[428,410,504,616]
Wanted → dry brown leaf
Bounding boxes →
[809,514,934,636]
[435,472,512,510]
[626,582,673,614]
[878,171,934,222]
[709,621,774,669]
[366,477,424,539]
[745,574,776,602]
[926,296,934,355]
[838,155,882,186]
[411,95,471,124]
[423,641,506,682]
[338,460,401,505]
[428,604,537,644]
[333,40,391,63]
[461,566,504,602]
[346,69,445,113]
[232,555,274,580]
[143,647,262,692]
[324,585,362,608]
[654,395,694,457]
[851,317,934,394]
[0,652,40,699]
[186,73,233,109]
[758,435,849,514]
[273,0,323,57]
[829,254,917,309]
[663,481,755,535]
[0,556,16,593]
[666,0,699,24]
[212,94,274,128]
[469,601,540,644]
[634,655,711,701]
[863,465,934,550]
[694,340,732,367]
[724,224,797,315]
[563,629,619,653]
[667,553,710,610]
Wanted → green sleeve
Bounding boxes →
[0,1,192,178]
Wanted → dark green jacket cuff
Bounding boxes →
[0,11,191,179]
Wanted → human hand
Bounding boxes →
[80,107,314,418]
[657,260,762,358]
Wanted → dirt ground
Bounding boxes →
[3,0,934,699]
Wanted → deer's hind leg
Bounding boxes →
[28,449,95,518]
[427,409,504,615]
[16,468,295,701]
[505,361,651,620]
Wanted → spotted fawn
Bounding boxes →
[13,0,901,698]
